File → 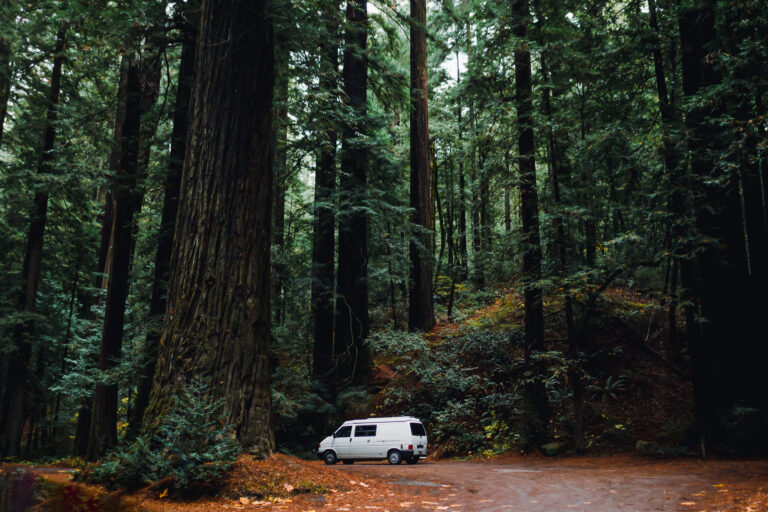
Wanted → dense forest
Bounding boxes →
[1,0,767,482]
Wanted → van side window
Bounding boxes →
[354,425,377,437]
[334,426,352,438]
[410,423,426,436]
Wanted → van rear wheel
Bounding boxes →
[323,451,337,465]
[406,456,419,464]
[388,450,403,465]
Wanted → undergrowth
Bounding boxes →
[371,287,695,457]
[85,378,239,492]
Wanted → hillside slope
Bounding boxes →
[369,286,694,457]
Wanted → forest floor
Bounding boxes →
[4,453,768,511]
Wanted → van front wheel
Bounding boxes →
[323,451,337,465]
[342,459,355,465]
[388,450,403,465]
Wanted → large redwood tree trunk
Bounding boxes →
[334,0,371,388]
[0,25,66,457]
[144,0,275,456]
[678,0,768,453]
[408,0,435,331]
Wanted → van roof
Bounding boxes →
[342,416,421,425]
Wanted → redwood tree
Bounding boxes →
[312,0,339,392]
[512,0,548,448]
[334,0,371,388]
[88,54,142,459]
[143,0,275,455]
[408,0,435,331]
[128,11,197,439]
[0,24,66,457]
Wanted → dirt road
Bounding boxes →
[329,455,768,511]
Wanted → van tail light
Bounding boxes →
[408,444,413,450]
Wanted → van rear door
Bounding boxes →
[410,422,427,456]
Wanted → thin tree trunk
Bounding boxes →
[534,0,581,451]
[128,13,197,440]
[648,0,685,351]
[504,155,511,236]
[335,0,371,387]
[479,150,491,256]
[433,146,445,287]
[144,0,276,456]
[446,156,455,267]
[312,0,339,393]
[455,52,469,281]
[408,0,435,331]
[0,11,11,149]
[513,0,548,449]
[272,34,289,326]
[465,21,482,287]
[88,55,143,460]
[0,24,66,458]
[470,138,482,286]
[127,45,164,265]
[51,257,80,451]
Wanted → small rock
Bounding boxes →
[635,440,661,456]
[541,441,567,456]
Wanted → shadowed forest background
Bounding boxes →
[1,0,768,493]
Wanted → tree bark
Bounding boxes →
[144,0,275,456]
[534,0,581,451]
[129,13,197,440]
[678,0,749,453]
[0,24,66,458]
[87,54,143,459]
[648,0,686,350]
[408,0,435,331]
[335,0,371,388]
[433,146,446,287]
[504,155,511,236]
[456,53,469,280]
[513,0,548,449]
[312,0,339,393]
[272,32,289,326]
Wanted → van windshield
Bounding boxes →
[334,426,352,438]
[410,423,426,436]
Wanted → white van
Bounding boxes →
[317,416,428,465]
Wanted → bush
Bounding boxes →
[89,378,240,491]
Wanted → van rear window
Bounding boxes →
[354,425,377,437]
[410,423,426,436]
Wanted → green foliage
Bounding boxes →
[587,375,628,405]
[88,379,239,491]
